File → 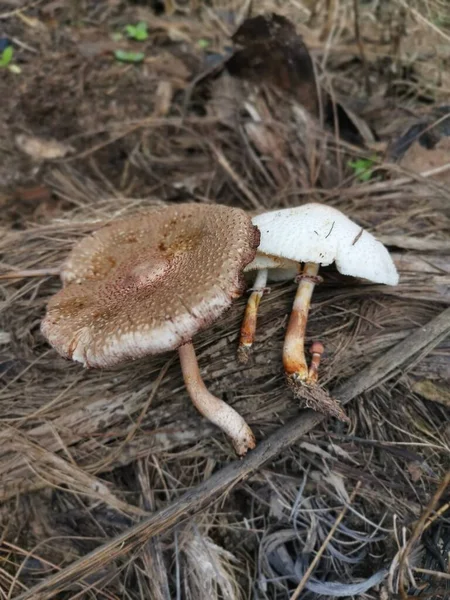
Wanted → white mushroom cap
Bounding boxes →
[41,203,260,368]
[249,203,399,285]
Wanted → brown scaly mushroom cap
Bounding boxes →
[42,203,260,368]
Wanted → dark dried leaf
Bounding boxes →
[389,106,450,160]
[226,14,318,116]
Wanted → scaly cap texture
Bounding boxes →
[42,203,260,367]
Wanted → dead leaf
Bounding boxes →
[400,137,450,182]
[226,13,319,116]
[15,134,74,160]
[413,379,450,408]
[153,81,173,117]
[328,101,377,144]
[269,494,285,519]
[407,461,424,482]
[145,53,190,82]
[15,184,52,205]
[244,122,285,160]
[224,14,371,146]
[389,106,450,180]
[0,331,11,345]
[77,40,123,59]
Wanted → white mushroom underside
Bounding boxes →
[251,203,399,285]
[243,254,299,287]
[244,252,298,272]
[267,265,299,283]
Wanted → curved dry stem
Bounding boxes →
[237,268,268,364]
[283,262,320,381]
[178,342,256,456]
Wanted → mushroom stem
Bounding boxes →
[178,342,256,456]
[238,268,268,363]
[308,341,325,384]
[282,262,320,382]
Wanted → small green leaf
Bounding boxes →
[348,157,377,182]
[111,32,124,42]
[0,46,13,67]
[125,21,148,41]
[136,22,148,33]
[114,49,145,63]
[134,30,148,41]
[125,24,137,37]
[197,38,210,49]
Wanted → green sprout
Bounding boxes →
[197,38,210,49]
[112,22,148,63]
[125,21,148,41]
[0,46,21,73]
[114,49,145,63]
[0,46,13,67]
[348,156,378,182]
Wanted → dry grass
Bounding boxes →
[0,1,449,598]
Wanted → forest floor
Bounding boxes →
[0,1,449,599]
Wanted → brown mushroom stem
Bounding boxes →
[178,342,256,456]
[308,341,325,384]
[238,269,268,364]
[283,262,320,382]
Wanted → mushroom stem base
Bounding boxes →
[286,376,349,423]
[283,262,319,380]
[178,342,256,456]
[238,269,268,364]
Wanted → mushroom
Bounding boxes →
[41,203,260,456]
[238,253,298,363]
[239,203,399,418]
